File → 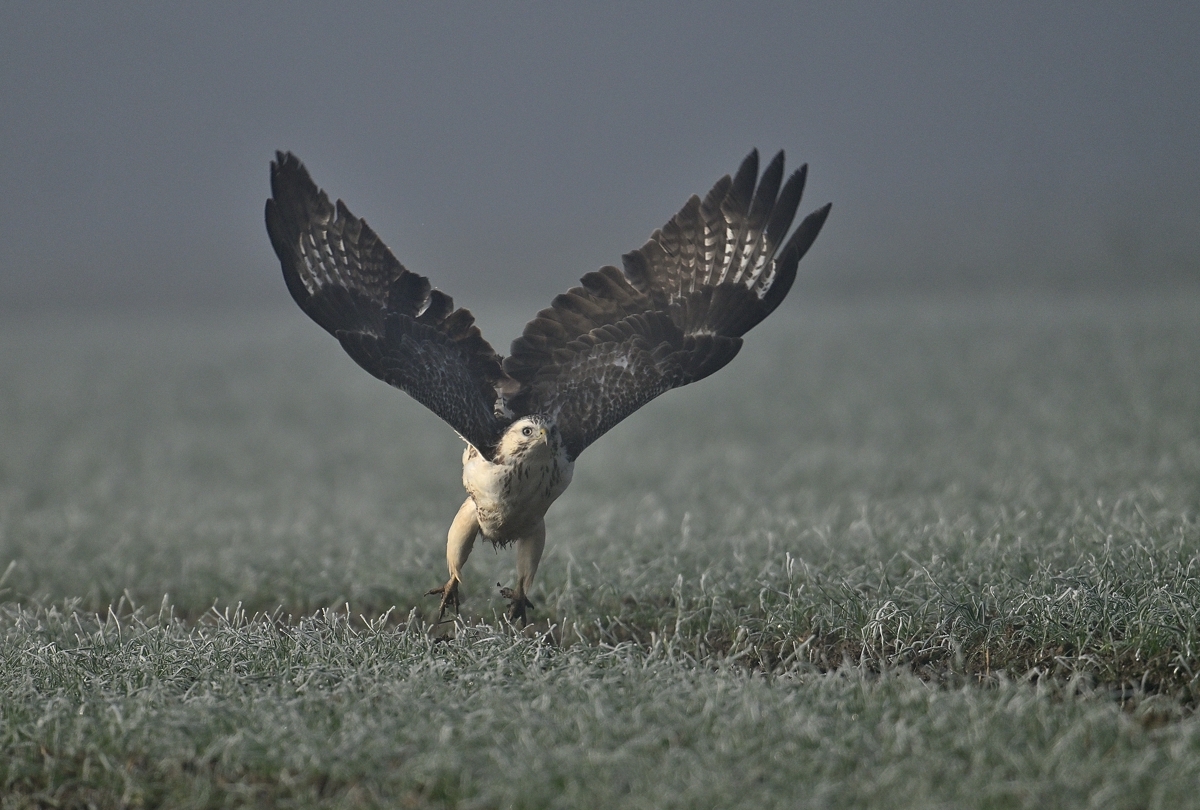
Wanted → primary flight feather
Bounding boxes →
[265,150,830,622]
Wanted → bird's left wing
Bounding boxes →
[265,152,510,457]
[503,150,830,461]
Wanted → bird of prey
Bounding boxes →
[265,149,830,623]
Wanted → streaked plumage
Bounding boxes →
[265,150,830,622]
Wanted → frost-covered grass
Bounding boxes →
[1,294,1198,807]
[4,604,1200,809]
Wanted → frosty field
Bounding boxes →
[2,294,1199,808]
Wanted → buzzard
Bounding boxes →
[265,150,830,623]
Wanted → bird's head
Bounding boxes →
[496,415,560,461]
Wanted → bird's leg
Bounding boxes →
[427,498,478,622]
[499,519,545,625]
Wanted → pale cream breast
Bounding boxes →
[462,436,573,543]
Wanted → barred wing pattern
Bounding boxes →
[505,150,830,460]
[265,152,510,457]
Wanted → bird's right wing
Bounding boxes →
[266,152,510,457]
[503,150,831,461]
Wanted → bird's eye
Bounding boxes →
[521,426,533,437]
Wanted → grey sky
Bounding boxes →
[1,2,1196,312]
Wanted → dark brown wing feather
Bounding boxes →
[505,150,830,460]
[265,152,510,457]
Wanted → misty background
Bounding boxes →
[1,2,1197,318]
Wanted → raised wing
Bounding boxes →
[504,150,830,460]
[265,152,510,457]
